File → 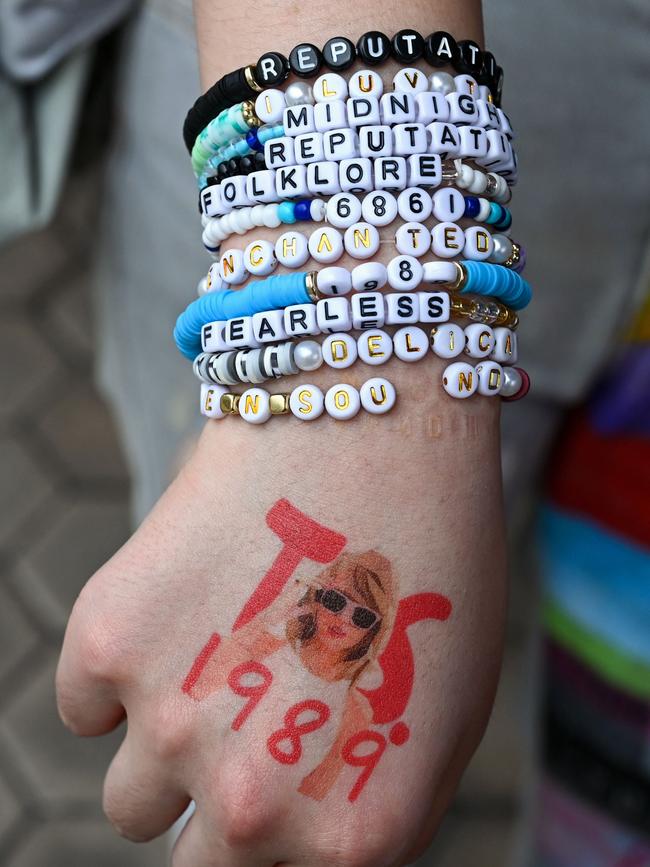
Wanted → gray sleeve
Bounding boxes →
[0,0,137,81]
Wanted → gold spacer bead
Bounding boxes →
[220,393,240,414]
[450,261,467,292]
[244,65,263,92]
[269,393,290,415]
[507,312,519,329]
[305,271,320,302]
[503,243,521,269]
[450,295,474,318]
[494,306,510,325]
[241,100,261,127]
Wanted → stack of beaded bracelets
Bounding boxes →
[176,30,530,424]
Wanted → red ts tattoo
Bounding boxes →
[182,498,452,803]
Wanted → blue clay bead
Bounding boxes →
[294,199,312,221]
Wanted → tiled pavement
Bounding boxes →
[0,166,534,866]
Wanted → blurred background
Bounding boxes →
[0,1,648,865]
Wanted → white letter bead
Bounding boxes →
[361,190,399,226]
[397,187,433,221]
[255,89,286,124]
[415,92,449,124]
[351,292,386,329]
[454,74,479,97]
[431,222,465,257]
[346,97,381,127]
[393,326,428,361]
[393,67,428,93]
[265,137,295,168]
[324,128,358,161]
[225,316,258,348]
[206,263,226,292]
[464,225,494,261]
[220,248,247,284]
[422,259,458,284]
[442,361,478,398]
[393,123,428,155]
[385,292,419,324]
[476,360,503,395]
[419,291,450,323]
[201,321,227,352]
[275,165,308,198]
[477,98,501,130]
[427,122,460,157]
[246,170,276,203]
[359,125,393,158]
[432,187,465,221]
[294,132,324,164]
[244,239,277,276]
[373,157,407,190]
[308,226,344,263]
[284,303,319,337]
[289,384,325,420]
[322,332,357,368]
[458,126,488,159]
[357,330,393,365]
[201,383,228,419]
[432,324,465,358]
[325,384,361,420]
[490,327,518,363]
[380,91,416,124]
[464,323,495,358]
[349,70,384,99]
[387,255,423,291]
[275,231,310,268]
[339,158,374,193]
[360,377,396,414]
[407,154,442,187]
[326,193,362,228]
[316,297,352,333]
[307,161,342,196]
[239,388,271,423]
[316,265,352,296]
[344,222,380,259]
[446,93,479,124]
[351,261,388,292]
[221,175,250,209]
[313,99,347,131]
[283,104,316,136]
[199,186,220,218]
[314,73,348,102]
[252,309,286,344]
[394,221,431,257]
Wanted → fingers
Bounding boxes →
[56,614,125,736]
[103,729,191,842]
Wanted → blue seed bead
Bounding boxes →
[246,128,264,152]
[486,202,502,225]
[294,199,312,221]
[278,201,297,223]
[464,196,480,219]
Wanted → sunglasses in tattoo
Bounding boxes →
[314,587,380,630]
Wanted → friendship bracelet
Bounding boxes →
[213,225,521,284]
[184,29,505,154]
[199,295,518,356]
[194,319,518,390]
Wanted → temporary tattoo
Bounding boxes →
[182,498,452,803]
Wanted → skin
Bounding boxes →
[56,2,509,865]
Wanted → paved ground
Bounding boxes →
[0,167,534,866]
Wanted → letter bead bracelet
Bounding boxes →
[176,47,530,419]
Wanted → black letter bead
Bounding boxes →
[480,50,498,86]
[322,36,356,70]
[255,52,289,87]
[456,39,483,76]
[424,31,459,67]
[494,66,504,106]
[391,29,424,63]
[356,30,391,65]
[289,43,323,77]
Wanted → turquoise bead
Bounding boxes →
[278,202,297,223]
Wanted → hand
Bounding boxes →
[56,385,507,867]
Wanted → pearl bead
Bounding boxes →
[310,199,327,221]
[491,234,514,264]
[197,277,208,296]
[285,81,314,106]
[429,71,456,95]
[294,340,323,371]
[499,366,522,397]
